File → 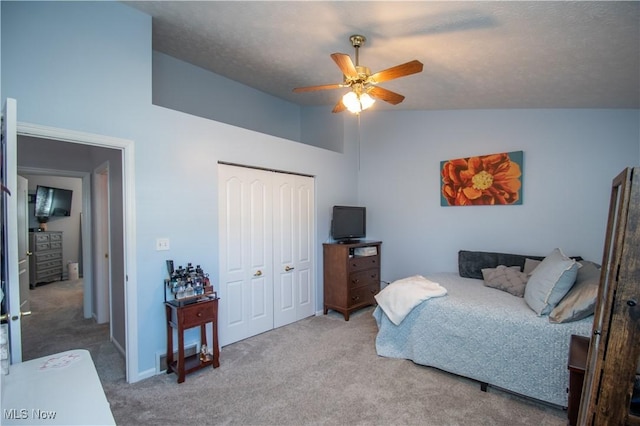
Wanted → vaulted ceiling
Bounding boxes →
[123,1,640,111]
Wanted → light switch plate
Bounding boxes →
[156,238,170,251]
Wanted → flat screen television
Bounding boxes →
[331,205,366,243]
[34,185,73,218]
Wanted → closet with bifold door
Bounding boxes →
[218,163,315,346]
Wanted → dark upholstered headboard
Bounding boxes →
[458,250,583,279]
[458,250,544,279]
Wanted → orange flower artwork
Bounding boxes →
[440,151,523,206]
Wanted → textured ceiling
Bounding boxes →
[122,1,640,111]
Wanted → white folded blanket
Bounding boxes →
[374,275,447,325]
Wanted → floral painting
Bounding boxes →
[440,151,523,206]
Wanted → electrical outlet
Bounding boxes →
[156,238,170,251]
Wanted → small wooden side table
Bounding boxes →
[567,334,590,426]
[165,297,220,383]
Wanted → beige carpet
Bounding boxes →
[22,280,567,425]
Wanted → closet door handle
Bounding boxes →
[254,270,262,277]
[285,266,295,272]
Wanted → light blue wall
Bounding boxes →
[153,51,346,151]
[301,105,345,153]
[153,51,303,143]
[358,109,640,282]
[1,1,150,135]
[2,1,360,380]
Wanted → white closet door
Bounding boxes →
[218,165,274,346]
[273,173,315,327]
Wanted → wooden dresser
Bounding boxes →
[567,334,590,426]
[28,231,63,288]
[323,241,381,321]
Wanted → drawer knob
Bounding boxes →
[197,312,203,317]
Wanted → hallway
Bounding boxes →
[21,279,124,381]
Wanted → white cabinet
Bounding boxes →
[218,164,315,346]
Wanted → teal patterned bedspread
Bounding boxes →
[373,272,593,407]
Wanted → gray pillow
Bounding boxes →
[549,261,601,323]
[523,258,542,276]
[524,248,580,316]
[481,265,528,297]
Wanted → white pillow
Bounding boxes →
[524,248,580,316]
[374,275,447,325]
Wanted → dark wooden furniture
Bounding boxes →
[165,297,220,383]
[28,231,63,287]
[579,167,640,425]
[323,241,381,321]
[568,334,589,426]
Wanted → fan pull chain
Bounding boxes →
[357,113,361,171]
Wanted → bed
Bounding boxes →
[372,250,596,407]
[1,349,116,425]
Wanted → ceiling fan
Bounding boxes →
[293,34,424,113]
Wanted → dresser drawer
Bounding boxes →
[34,251,62,262]
[49,232,62,242]
[35,266,63,281]
[349,269,379,289]
[34,233,50,243]
[36,259,63,271]
[348,255,379,272]
[348,283,378,307]
[35,241,51,251]
[181,302,215,328]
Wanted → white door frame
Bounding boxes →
[16,121,138,383]
[93,162,111,325]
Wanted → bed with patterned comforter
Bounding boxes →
[373,269,593,407]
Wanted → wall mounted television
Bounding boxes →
[34,185,73,219]
[331,205,366,243]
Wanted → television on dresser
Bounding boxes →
[331,205,366,243]
[34,185,73,219]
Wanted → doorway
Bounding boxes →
[15,121,137,382]
[18,173,92,361]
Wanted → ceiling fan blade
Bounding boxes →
[368,86,405,105]
[331,53,358,79]
[369,60,424,84]
[332,99,347,113]
[293,83,344,93]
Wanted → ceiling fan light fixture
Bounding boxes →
[293,34,423,113]
[342,91,375,114]
[360,92,375,110]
